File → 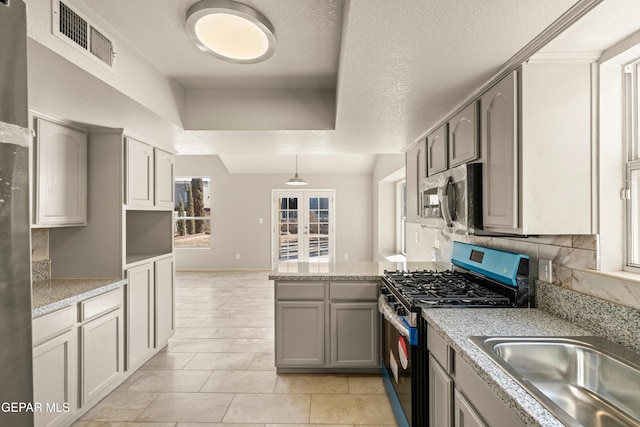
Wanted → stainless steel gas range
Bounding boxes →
[378,242,530,427]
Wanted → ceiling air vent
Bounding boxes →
[52,0,116,71]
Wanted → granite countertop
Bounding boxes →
[422,308,594,427]
[268,261,447,281]
[32,278,127,318]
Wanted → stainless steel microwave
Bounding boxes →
[420,163,483,234]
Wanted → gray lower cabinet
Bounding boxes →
[33,328,76,427]
[126,262,155,370]
[33,289,125,427]
[275,280,379,370]
[330,302,378,367]
[127,256,176,370]
[454,389,487,427]
[80,307,124,406]
[427,323,525,427]
[276,301,324,367]
[429,354,453,427]
[155,256,175,348]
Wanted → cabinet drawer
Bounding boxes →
[276,282,325,300]
[80,288,123,322]
[427,323,450,372]
[33,305,75,344]
[329,281,379,300]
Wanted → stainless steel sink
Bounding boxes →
[469,336,640,427]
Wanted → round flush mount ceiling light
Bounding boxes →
[186,0,276,64]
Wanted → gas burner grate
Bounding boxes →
[383,269,516,308]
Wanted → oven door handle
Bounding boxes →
[378,295,410,339]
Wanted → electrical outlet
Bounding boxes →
[538,259,553,283]
[344,254,349,260]
[235,253,241,260]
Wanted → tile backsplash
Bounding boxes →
[31,228,50,281]
[413,225,640,311]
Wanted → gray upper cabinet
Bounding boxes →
[154,148,175,209]
[481,62,593,235]
[427,124,448,176]
[34,118,87,227]
[406,140,426,223]
[449,102,479,168]
[481,70,518,230]
[125,137,154,207]
[126,137,175,210]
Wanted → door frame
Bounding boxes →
[271,189,335,268]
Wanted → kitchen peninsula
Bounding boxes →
[269,261,441,372]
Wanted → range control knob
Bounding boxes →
[395,306,407,316]
[380,287,390,295]
[386,295,396,304]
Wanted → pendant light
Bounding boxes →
[286,155,307,186]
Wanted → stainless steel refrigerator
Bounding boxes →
[0,0,35,426]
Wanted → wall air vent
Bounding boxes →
[52,0,116,71]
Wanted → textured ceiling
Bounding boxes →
[79,0,640,173]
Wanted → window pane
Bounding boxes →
[630,167,640,265]
[319,197,329,209]
[309,198,318,210]
[175,177,211,248]
[288,198,298,210]
[174,219,210,248]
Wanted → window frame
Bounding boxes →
[396,180,407,256]
[624,60,640,272]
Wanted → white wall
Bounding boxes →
[371,154,404,260]
[27,39,179,151]
[175,155,373,270]
[26,0,184,128]
[184,89,335,130]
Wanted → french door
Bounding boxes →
[273,190,335,265]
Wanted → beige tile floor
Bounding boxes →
[71,270,398,427]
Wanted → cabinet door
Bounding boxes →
[481,71,518,229]
[429,354,453,427]
[155,256,175,349]
[126,263,155,370]
[80,308,124,406]
[427,124,448,176]
[330,302,379,367]
[406,141,425,223]
[275,301,324,367]
[125,138,154,207]
[33,329,76,427]
[154,149,174,209]
[454,389,487,427]
[449,102,479,167]
[35,119,87,226]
